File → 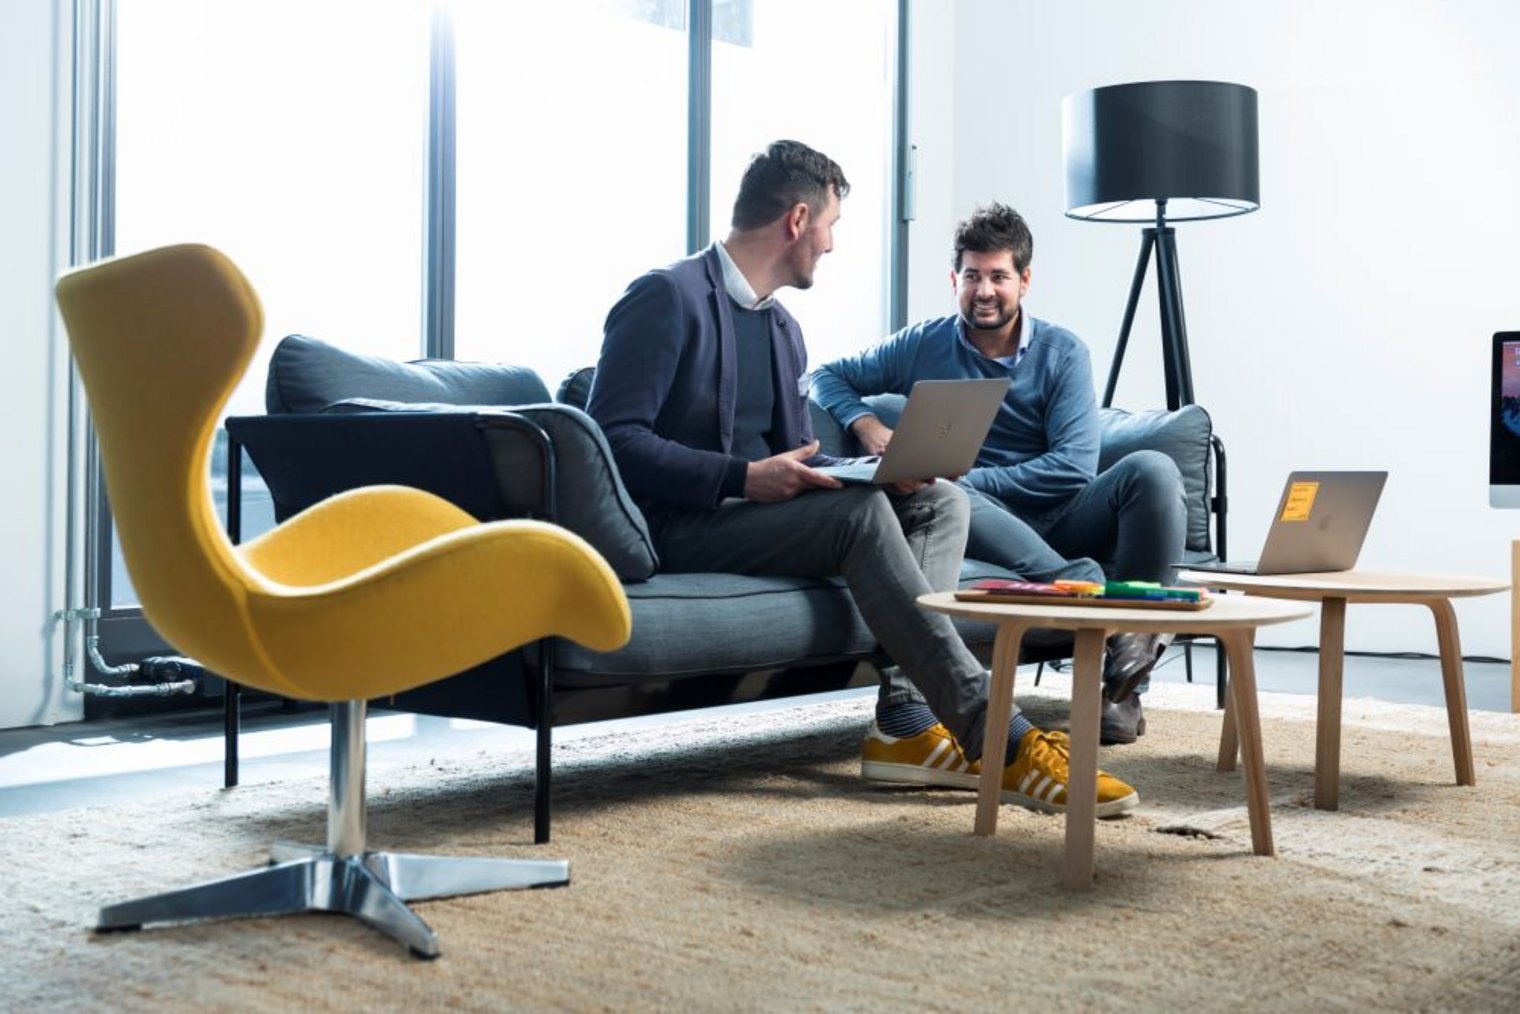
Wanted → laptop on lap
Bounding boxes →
[816,378,1011,484]
[1186,470,1388,575]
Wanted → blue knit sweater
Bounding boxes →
[811,313,1100,510]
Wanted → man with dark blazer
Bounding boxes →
[588,140,1138,817]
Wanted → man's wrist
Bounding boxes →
[721,456,750,501]
[848,414,879,435]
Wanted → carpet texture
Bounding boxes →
[5,677,1520,1012]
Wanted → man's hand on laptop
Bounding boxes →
[850,415,893,456]
[744,441,843,503]
[849,416,942,494]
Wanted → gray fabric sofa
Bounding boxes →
[226,334,1225,840]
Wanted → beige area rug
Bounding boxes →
[6,678,1520,1012]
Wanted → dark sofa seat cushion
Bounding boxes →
[555,563,1033,680]
[554,573,880,677]
[326,398,659,582]
[267,333,551,412]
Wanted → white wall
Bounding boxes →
[908,0,1520,656]
[0,0,74,728]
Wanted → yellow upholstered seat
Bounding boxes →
[57,243,630,957]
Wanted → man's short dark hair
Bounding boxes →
[731,140,850,231]
[953,203,1033,273]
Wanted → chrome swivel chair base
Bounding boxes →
[95,700,568,958]
[96,847,570,958]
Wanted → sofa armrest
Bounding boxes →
[251,399,658,582]
[226,411,520,525]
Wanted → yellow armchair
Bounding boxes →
[56,243,630,957]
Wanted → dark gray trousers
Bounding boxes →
[649,482,997,757]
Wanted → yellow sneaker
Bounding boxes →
[1003,729,1139,818]
[860,721,980,789]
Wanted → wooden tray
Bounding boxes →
[952,590,1213,611]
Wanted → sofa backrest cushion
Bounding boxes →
[267,333,551,413]
[1098,404,1213,553]
[326,398,659,581]
[557,366,596,410]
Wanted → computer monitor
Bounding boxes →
[1490,332,1520,506]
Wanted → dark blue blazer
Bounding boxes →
[588,245,826,515]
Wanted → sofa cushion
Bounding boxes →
[554,573,879,677]
[1098,404,1213,554]
[267,333,551,413]
[557,366,596,409]
[325,398,658,582]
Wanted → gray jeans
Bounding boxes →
[962,450,1186,584]
[962,449,1187,692]
[648,481,997,757]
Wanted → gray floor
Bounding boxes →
[0,644,1510,820]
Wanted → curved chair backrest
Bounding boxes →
[56,244,273,681]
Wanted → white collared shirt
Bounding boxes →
[714,241,775,310]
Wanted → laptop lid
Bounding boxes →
[818,378,1010,484]
[1249,470,1388,574]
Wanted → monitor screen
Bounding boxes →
[1490,332,1520,506]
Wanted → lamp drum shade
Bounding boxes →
[1063,80,1259,222]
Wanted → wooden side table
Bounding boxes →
[918,591,1312,890]
[1179,568,1509,810]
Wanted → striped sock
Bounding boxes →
[875,700,938,739]
[1006,714,1036,759]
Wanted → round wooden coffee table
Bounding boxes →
[919,591,1312,889]
[1177,568,1509,810]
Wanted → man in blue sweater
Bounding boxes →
[813,203,1187,751]
[590,146,1138,817]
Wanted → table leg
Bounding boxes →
[1313,597,1347,811]
[1062,628,1108,891]
[974,623,1026,837]
[1220,628,1274,858]
[1426,597,1476,787]
[1217,680,1239,772]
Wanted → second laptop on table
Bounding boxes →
[816,378,1011,485]
[1186,470,1388,575]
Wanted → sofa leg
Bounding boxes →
[1034,661,1044,687]
[224,680,241,788]
[1215,636,1228,710]
[535,640,555,845]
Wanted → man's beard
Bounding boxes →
[963,303,1014,331]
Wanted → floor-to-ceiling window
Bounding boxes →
[107,0,429,619]
[90,0,903,671]
[451,1,688,386]
[710,0,897,364]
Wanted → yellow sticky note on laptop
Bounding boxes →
[1281,481,1320,522]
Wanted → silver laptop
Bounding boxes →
[817,378,1010,484]
[1186,470,1387,575]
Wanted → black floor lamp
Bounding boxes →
[1062,80,1260,409]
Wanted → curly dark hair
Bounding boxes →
[952,202,1033,273]
[731,140,850,231]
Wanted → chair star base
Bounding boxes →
[96,848,571,958]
